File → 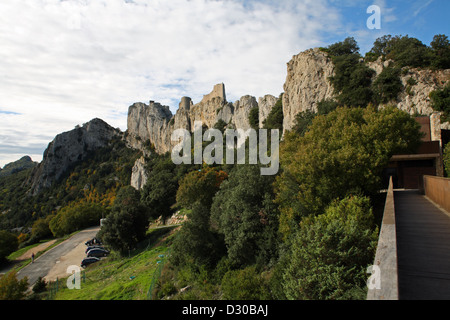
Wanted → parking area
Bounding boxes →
[17,226,100,286]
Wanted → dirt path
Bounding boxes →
[17,240,57,260]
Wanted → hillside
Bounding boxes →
[0,156,37,178]
[0,34,449,301]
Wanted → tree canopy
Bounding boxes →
[276,106,422,237]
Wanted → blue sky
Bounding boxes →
[0,0,448,167]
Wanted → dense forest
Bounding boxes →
[1,33,450,299]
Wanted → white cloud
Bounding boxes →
[0,0,339,166]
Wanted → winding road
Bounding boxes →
[16,226,100,287]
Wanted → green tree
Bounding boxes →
[49,202,106,237]
[281,196,378,300]
[30,215,54,243]
[429,83,450,122]
[141,157,178,222]
[248,107,259,130]
[444,143,450,177]
[430,34,450,69]
[263,95,283,131]
[291,110,316,136]
[211,165,279,267]
[99,186,148,255]
[325,37,360,56]
[221,265,271,300]
[0,231,18,263]
[176,167,228,209]
[0,271,28,300]
[275,106,422,237]
[171,202,226,269]
[384,35,432,68]
[372,66,404,104]
[366,34,393,60]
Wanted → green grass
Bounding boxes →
[52,226,176,300]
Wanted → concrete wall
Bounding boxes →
[367,176,399,300]
[423,175,450,213]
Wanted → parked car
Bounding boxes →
[85,237,102,246]
[87,248,109,258]
[81,257,100,268]
[85,245,105,254]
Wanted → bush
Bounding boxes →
[276,106,422,237]
[372,66,404,104]
[221,266,271,300]
[281,196,378,300]
[0,271,28,300]
[248,107,259,130]
[176,167,228,209]
[49,202,106,237]
[171,202,225,269]
[0,231,18,263]
[328,52,375,108]
[211,165,279,267]
[263,95,283,131]
[429,83,450,122]
[444,143,450,177]
[99,186,148,255]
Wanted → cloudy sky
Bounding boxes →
[0,0,448,167]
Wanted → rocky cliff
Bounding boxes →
[27,118,121,195]
[0,156,37,178]
[126,83,278,156]
[282,48,450,133]
[282,48,336,132]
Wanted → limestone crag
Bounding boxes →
[126,83,278,157]
[28,118,120,195]
[130,156,148,191]
[397,68,450,118]
[282,48,335,132]
[282,48,450,132]
[258,95,279,128]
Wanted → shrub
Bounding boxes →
[248,107,259,130]
[276,106,422,237]
[372,66,404,104]
[99,186,148,255]
[221,266,271,300]
[263,95,283,131]
[429,83,450,122]
[0,271,28,300]
[0,231,18,263]
[49,202,106,237]
[444,143,450,177]
[281,196,378,300]
[211,165,279,267]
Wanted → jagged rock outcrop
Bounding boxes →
[28,118,121,195]
[282,47,450,133]
[130,156,148,190]
[282,48,335,132]
[127,101,173,154]
[126,83,278,158]
[258,95,278,128]
[232,95,258,130]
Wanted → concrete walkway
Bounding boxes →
[395,190,450,300]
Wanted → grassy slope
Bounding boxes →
[53,226,176,300]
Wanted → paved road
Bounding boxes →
[395,190,450,300]
[17,227,99,287]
